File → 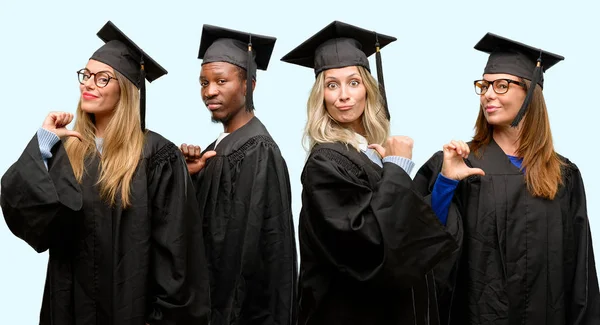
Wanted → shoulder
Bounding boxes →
[229,133,281,162]
[556,153,583,189]
[247,134,280,150]
[418,150,444,171]
[304,143,362,179]
[557,153,579,171]
[310,142,356,162]
[427,150,444,163]
[143,130,183,169]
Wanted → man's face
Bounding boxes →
[200,62,247,124]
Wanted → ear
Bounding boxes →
[243,79,257,96]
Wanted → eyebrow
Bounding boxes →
[483,78,519,83]
[200,71,229,79]
[84,68,116,77]
[325,72,360,81]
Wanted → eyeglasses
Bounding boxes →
[77,69,118,88]
[474,78,526,95]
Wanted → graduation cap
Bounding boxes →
[90,21,168,131]
[197,24,276,112]
[280,20,397,120]
[474,32,564,127]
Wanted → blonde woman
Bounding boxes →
[0,21,210,325]
[414,33,599,325]
[281,21,457,325]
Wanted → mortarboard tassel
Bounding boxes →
[246,35,254,112]
[374,33,390,121]
[139,56,147,131]
[511,51,543,127]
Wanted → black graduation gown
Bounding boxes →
[297,142,458,325]
[413,140,600,325]
[193,116,297,325]
[1,131,211,325]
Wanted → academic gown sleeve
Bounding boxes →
[1,133,82,253]
[145,143,211,325]
[413,151,464,317]
[302,148,457,288]
[566,165,600,324]
[229,140,298,325]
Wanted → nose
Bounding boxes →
[83,75,96,89]
[338,84,350,102]
[204,82,219,98]
[484,85,497,101]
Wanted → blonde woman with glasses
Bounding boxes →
[1,21,210,325]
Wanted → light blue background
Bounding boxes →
[1,0,598,321]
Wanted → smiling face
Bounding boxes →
[480,73,527,127]
[199,61,247,125]
[323,65,366,132]
[78,59,121,117]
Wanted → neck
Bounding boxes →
[492,123,521,156]
[223,110,254,133]
[94,112,112,138]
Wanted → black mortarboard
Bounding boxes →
[280,21,396,120]
[474,32,564,127]
[197,24,276,111]
[90,21,168,131]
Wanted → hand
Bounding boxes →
[180,143,217,175]
[368,136,414,159]
[42,112,82,141]
[440,140,485,181]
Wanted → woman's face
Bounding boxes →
[323,65,366,131]
[479,73,527,127]
[78,59,121,117]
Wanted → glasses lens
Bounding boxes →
[77,70,89,84]
[95,72,111,87]
[493,79,509,94]
[474,80,488,95]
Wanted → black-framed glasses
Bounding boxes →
[474,78,526,95]
[77,69,118,88]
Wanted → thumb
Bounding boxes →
[466,167,485,177]
[200,150,217,162]
[64,130,83,142]
[368,144,385,157]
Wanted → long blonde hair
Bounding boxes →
[303,66,390,151]
[64,70,145,208]
[471,79,564,199]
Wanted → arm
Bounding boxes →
[1,132,81,252]
[382,155,415,175]
[302,148,457,288]
[567,167,600,324]
[413,151,465,323]
[37,127,60,170]
[145,143,210,325]
[431,173,459,226]
[230,142,298,325]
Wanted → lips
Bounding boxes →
[485,105,499,113]
[336,105,353,111]
[82,92,99,100]
[205,101,222,110]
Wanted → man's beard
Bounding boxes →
[211,113,230,125]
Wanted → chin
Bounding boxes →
[80,104,96,114]
[81,104,113,116]
[81,106,99,114]
[485,116,513,127]
[335,113,360,125]
[210,112,229,124]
